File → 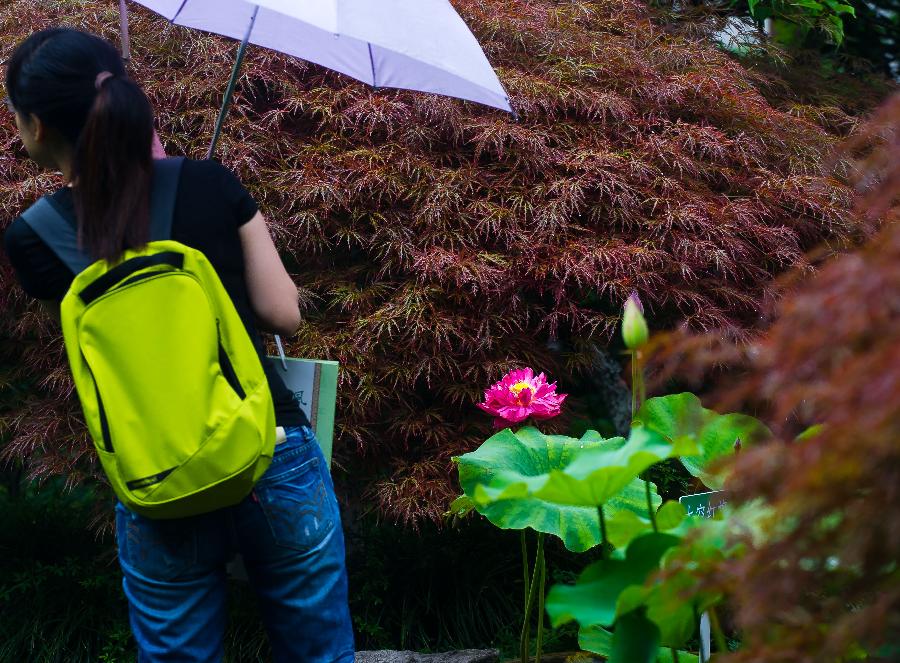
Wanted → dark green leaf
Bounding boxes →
[447,494,475,517]
[609,611,660,663]
[634,394,770,490]
[578,624,613,656]
[606,499,686,548]
[656,501,687,530]
[545,532,680,627]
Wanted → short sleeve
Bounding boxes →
[2,216,74,301]
[211,160,258,227]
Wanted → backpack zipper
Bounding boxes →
[94,382,114,453]
[216,320,247,400]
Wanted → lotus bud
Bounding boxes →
[622,292,649,350]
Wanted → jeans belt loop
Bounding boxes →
[275,426,287,445]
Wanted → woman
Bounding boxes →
[3,28,354,662]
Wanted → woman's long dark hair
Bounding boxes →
[5,28,154,262]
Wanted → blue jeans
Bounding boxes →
[115,426,354,662]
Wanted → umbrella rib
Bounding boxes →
[367,43,377,89]
[171,0,189,24]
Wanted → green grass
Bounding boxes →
[0,479,132,663]
[0,477,586,661]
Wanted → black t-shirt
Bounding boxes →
[3,158,308,428]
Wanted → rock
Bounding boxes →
[355,650,499,663]
[586,345,631,436]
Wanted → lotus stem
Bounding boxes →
[598,506,609,559]
[520,532,545,663]
[535,543,547,663]
[638,354,646,409]
[521,530,530,609]
[671,648,680,662]
[633,341,657,535]
[630,350,639,418]
[645,479,658,532]
[629,348,647,417]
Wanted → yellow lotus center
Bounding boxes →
[510,381,534,395]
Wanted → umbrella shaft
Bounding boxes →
[119,0,131,61]
[207,5,259,159]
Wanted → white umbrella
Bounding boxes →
[125,0,513,156]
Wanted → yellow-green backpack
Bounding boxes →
[21,158,275,518]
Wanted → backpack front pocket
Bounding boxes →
[79,271,231,486]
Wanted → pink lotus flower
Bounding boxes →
[477,367,567,428]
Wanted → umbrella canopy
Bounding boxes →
[129,0,512,113]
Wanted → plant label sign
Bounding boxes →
[679,490,727,519]
[266,356,339,466]
[679,491,727,663]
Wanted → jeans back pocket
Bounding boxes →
[255,452,336,553]
[115,503,198,581]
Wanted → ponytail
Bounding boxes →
[74,74,153,262]
[5,28,155,263]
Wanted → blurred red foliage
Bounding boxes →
[648,95,900,661]
[0,0,891,527]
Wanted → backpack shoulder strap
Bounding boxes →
[18,157,186,275]
[20,195,91,274]
[149,157,185,241]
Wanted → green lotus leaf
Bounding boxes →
[447,494,475,516]
[683,413,771,489]
[616,584,650,617]
[607,479,662,529]
[609,610,661,663]
[456,426,662,551]
[472,474,657,553]
[616,521,728,648]
[605,509,652,549]
[605,500,685,548]
[455,427,635,552]
[545,532,681,628]
[531,427,694,508]
[656,500,687,530]
[617,569,715,648]
[579,622,693,663]
[655,649,696,663]
[578,624,613,656]
[634,393,771,490]
[634,393,713,444]
[642,583,696,648]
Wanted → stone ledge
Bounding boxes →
[355,650,500,663]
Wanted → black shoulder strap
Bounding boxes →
[148,156,184,241]
[19,157,186,275]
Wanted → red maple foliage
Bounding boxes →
[0,0,889,526]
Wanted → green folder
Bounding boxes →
[266,357,338,466]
